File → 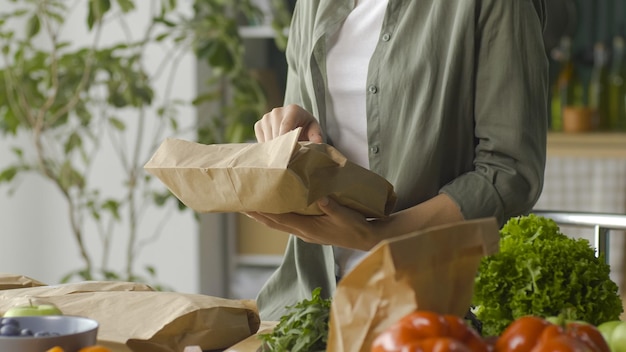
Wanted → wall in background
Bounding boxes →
[0,2,202,294]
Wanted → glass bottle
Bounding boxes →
[551,37,577,131]
[608,35,626,131]
[588,42,611,130]
[555,37,589,133]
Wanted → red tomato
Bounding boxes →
[495,316,552,352]
[494,316,610,352]
[531,334,592,352]
[402,337,473,352]
[564,322,611,352]
[372,311,488,352]
[442,315,490,351]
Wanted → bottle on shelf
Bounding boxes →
[550,39,567,131]
[553,37,590,133]
[588,41,611,130]
[608,35,626,131]
[550,36,576,131]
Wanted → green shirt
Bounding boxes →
[257,0,548,321]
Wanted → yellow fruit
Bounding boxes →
[78,346,112,352]
[46,347,65,352]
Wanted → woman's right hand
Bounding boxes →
[254,104,323,143]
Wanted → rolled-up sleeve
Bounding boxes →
[441,0,548,225]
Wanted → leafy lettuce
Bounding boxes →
[472,214,623,336]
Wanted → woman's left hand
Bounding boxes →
[245,197,382,250]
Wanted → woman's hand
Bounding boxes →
[245,194,464,250]
[245,197,383,250]
[254,104,323,143]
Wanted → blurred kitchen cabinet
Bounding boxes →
[195,17,291,298]
[236,214,289,262]
[241,26,289,111]
[226,25,291,299]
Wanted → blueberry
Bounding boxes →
[19,328,33,336]
[0,324,20,336]
[0,318,19,328]
[34,331,52,337]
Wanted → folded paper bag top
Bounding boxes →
[144,127,397,217]
[0,273,47,290]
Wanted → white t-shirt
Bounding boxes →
[326,0,389,278]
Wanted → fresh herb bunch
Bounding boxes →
[472,214,623,337]
[259,287,331,352]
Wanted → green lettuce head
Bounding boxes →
[472,214,623,336]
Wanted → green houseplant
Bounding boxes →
[0,0,291,288]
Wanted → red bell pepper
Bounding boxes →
[371,311,489,352]
[494,316,610,352]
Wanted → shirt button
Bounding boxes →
[382,33,391,42]
[370,145,379,154]
[368,85,378,94]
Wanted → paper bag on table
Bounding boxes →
[45,291,259,352]
[0,280,153,310]
[326,218,500,352]
[144,127,396,217]
[0,282,260,352]
[0,273,46,290]
[0,280,153,299]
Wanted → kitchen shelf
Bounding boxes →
[239,25,288,39]
[237,254,284,267]
[239,25,276,38]
[547,132,626,158]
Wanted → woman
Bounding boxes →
[247,0,548,321]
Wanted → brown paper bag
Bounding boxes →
[144,128,396,217]
[0,280,153,301]
[0,273,47,290]
[326,218,500,352]
[0,282,260,352]
[222,218,500,352]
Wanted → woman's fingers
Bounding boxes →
[254,104,322,142]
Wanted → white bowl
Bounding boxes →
[0,315,98,352]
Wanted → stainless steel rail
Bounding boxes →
[532,210,626,264]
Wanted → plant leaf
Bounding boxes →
[115,0,135,13]
[102,199,121,220]
[59,161,85,190]
[87,0,111,29]
[64,132,83,154]
[102,270,120,280]
[108,116,126,131]
[0,166,19,183]
[26,14,40,38]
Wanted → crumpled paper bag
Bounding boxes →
[0,280,153,298]
[223,218,500,352]
[0,273,47,290]
[326,218,500,352]
[0,281,260,352]
[144,127,397,217]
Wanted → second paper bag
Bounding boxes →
[326,218,501,352]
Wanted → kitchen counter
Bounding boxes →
[547,132,626,158]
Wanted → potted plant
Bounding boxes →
[0,0,291,289]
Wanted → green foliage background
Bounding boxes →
[0,0,291,288]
